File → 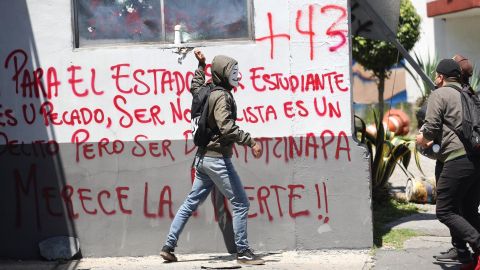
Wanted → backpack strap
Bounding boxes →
[204,85,225,137]
[439,84,464,144]
[445,84,476,95]
[445,84,462,92]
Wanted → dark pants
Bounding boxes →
[436,161,467,250]
[435,156,480,252]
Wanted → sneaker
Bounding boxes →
[237,249,265,265]
[435,247,472,263]
[160,245,178,262]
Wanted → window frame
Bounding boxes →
[72,0,255,49]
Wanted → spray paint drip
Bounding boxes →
[315,182,329,224]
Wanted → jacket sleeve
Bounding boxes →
[422,91,445,141]
[189,64,206,95]
[213,93,256,147]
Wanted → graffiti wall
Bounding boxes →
[0,0,372,259]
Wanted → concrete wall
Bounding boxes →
[0,0,372,259]
[434,15,480,68]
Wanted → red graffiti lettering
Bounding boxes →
[158,186,174,218]
[132,134,175,160]
[0,133,59,158]
[39,101,107,127]
[320,5,348,52]
[256,13,291,59]
[78,188,98,215]
[67,66,104,97]
[244,186,258,219]
[15,164,40,229]
[98,190,116,215]
[0,104,18,127]
[4,50,60,99]
[170,97,191,124]
[116,187,132,215]
[110,64,190,96]
[71,129,125,162]
[236,105,278,124]
[288,184,310,218]
[233,132,351,164]
[249,68,348,94]
[42,187,62,217]
[296,5,316,60]
[113,95,165,128]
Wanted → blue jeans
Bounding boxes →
[165,156,250,253]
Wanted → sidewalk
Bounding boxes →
[374,203,461,270]
[0,250,372,270]
[373,154,463,269]
[375,236,459,269]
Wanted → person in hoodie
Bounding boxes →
[160,50,264,265]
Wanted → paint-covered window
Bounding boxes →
[74,0,253,48]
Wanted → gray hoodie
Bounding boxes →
[190,55,255,158]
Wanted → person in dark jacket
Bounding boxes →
[160,50,264,265]
[434,54,477,264]
[417,59,480,270]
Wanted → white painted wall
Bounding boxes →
[1,0,353,143]
[406,1,480,102]
[406,0,436,103]
[438,15,480,68]
[0,0,372,259]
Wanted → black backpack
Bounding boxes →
[446,84,480,158]
[191,84,222,147]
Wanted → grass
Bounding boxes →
[382,229,421,249]
[373,198,421,249]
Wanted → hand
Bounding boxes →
[252,141,262,158]
[416,133,433,148]
[194,49,206,66]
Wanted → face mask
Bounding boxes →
[228,64,239,87]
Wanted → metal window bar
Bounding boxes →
[160,0,166,42]
[72,0,79,48]
[247,0,255,40]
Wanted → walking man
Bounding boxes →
[434,54,477,264]
[417,59,480,270]
[160,50,265,265]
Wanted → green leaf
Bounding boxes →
[356,112,417,202]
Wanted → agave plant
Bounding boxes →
[407,53,480,96]
[403,52,439,106]
[471,65,480,92]
[355,113,420,202]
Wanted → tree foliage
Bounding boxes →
[352,0,421,79]
[352,0,421,201]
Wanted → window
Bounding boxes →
[73,0,254,48]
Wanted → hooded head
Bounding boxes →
[211,55,239,90]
